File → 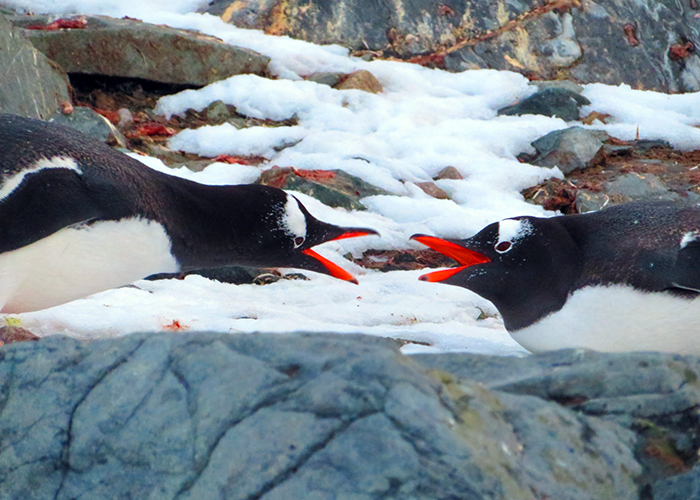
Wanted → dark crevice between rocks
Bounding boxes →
[243,410,380,500]
[69,73,196,111]
[54,338,147,500]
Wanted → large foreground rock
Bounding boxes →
[0,14,71,119]
[10,15,270,87]
[0,332,646,499]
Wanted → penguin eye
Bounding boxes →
[294,236,305,248]
[495,241,512,253]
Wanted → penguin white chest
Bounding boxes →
[510,285,700,354]
[0,218,179,313]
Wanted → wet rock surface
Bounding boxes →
[0,332,659,500]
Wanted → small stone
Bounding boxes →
[531,126,606,174]
[306,72,345,87]
[433,166,463,180]
[575,190,609,213]
[205,100,233,123]
[498,88,591,121]
[335,70,383,93]
[49,106,127,147]
[415,181,450,199]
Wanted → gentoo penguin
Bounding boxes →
[0,114,377,313]
[411,201,700,354]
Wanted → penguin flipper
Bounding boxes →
[0,168,103,254]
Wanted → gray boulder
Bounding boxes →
[529,126,606,174]
[10,15,270,87]
[0,332,641,500]
[0,14,71,119]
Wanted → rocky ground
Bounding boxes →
[2,2,700,498]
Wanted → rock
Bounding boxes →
[258,167,391,210]
[10,15,270,86]
[433,166,463,180]
[0,13,71,119]
[498,88,590,121]
[305,72,345,87]
[574,190,609,214]
[605,172,679,201]
[654,466,700,500]
[0,332,643,499]
[205,0,542,57]
[208,0,700,92]
[49,106,127,146]
[414,348,700,492]
[530,126,606,174]
[414,181,450,199]
[334,70,383,93]
[203,99,234,124]
[445,2,700,92]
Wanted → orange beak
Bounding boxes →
[410,234,490,282]
[302,248,358,284]
[300,228,378,284]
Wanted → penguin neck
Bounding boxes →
[151,174,280,271]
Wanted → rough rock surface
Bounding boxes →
[0,14,71,119]
[0,332,647,500]
[529,126,606,174]
[49,106,127,147]
[10,15,270,86]
[258,166,391,210]
[208,0,700,92]
[415,348,700,494]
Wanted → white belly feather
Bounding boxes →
[511,285,700,355]
[0,218,179,313]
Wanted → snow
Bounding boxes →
[6,0,700,355]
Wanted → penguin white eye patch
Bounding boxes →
[495,219,533,253]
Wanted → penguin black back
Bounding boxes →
[0,114,377,313]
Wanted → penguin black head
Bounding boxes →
[178,184,378,283]
[411,216,581,330]
[264,190,379,283]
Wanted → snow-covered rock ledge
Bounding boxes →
[2,332,698,499]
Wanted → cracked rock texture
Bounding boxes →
[0,332,651,499]
[208,0,700,92]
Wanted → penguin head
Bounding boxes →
[220,186,377,283]
[411,216,580,330]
